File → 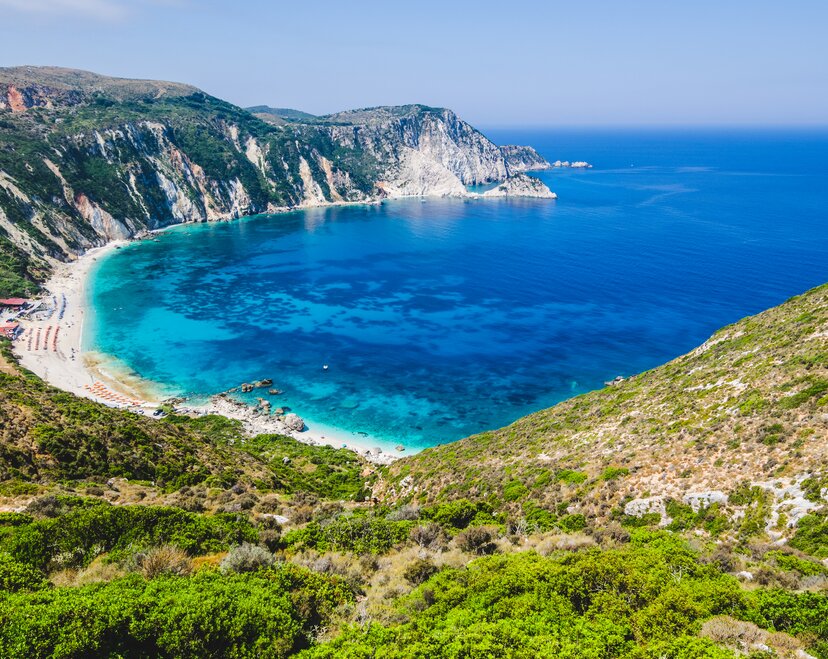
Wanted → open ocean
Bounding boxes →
[88,128,828,451]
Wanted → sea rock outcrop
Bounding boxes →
[482,173,557,199]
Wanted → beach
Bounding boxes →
[11,237,397,465]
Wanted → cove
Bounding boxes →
[87,129,828,452]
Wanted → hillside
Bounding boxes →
[0,67,553,297]
[1,285,827,658]
[381,283,828,532]
[0,342,376,500]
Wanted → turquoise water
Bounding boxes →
[89,128,828,451]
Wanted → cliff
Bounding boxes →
[0,68,555,295]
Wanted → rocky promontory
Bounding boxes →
[0,67,560,289]
[482,173,557,199]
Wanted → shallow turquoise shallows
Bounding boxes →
[88,128,828,451]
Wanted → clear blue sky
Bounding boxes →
[1,0,826,126]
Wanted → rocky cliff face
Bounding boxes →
[0,68,556,291]
[500,144,553,172]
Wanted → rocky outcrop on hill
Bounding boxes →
[0,67,556,291]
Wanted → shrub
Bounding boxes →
[0,565,352,658]
[5,502,258,571]
[135,545,192,579]
[0,553,48,593]
[559,514,587,532]
[421,499,492,529]
[403,559,439,585]
[410,523,445,550]
[387,505,420,522]
[456,526,498,555]
[502,480,529,502]
[789,512,828,557]
[557,469,588,485]
[220,543,275,573]
[601,467,630,481]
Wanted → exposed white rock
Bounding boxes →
[551,160,592,169]
[624,496,668,524]
[283,413,305,432]
[482,173,557,199]
[297,157,328,206]
[683,491,728,512]
[377,148,467,198]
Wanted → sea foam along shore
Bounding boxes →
[11,234,398,465]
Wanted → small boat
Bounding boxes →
[323,364,329,371]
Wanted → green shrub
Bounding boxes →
[601,467,630,481]
[0,552,48,593]
[283,517,413,555]
[221,543,275,573]
[789,512,828,558]
[3,502,257,570]
[0,565,352,658]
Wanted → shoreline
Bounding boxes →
[11,229,400,465]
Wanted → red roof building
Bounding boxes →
[0,298,28,307]
[0,322,20,339]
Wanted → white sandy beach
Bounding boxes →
[11,237,397,465]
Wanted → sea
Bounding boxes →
[87,128,828,452]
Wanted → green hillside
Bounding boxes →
[382,283,828,528]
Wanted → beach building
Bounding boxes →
[0,298,29,311]
[0,322,21,339]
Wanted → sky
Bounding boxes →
[0,0,826,126]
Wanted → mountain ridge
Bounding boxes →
[0,67,554,296]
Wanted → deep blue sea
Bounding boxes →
[88,128,828,451]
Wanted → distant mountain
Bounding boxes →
[0,67,553,296]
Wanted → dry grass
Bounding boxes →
[50,555,125,587]
[136,545,192,579]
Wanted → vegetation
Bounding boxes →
[2,496,827,658]
[0,341,376,497]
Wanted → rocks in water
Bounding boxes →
[267,389,282,396]
[604,376,625,387]
[551,160,592,169]
[284,413,305,432]
[395,444,406,452]
[254,379,273,388]
[240,383,253,393]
